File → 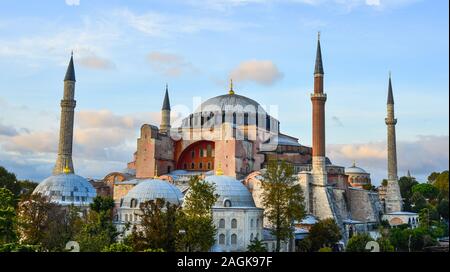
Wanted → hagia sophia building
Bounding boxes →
[32,34,418,252]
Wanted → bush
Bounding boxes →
[318,247,332,252]
[101,243,133,252]
[346,234,374,252]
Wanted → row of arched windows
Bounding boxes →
[219,218,237,228]
[183,162,212,170]
[218,233,237,245]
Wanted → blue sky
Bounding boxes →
[0,0,448,184]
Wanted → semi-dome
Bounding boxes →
[195,94,266,115]
[121,179,183,208]
[345,162,368,174]
[33,173,96,206]
[203,175,256,208]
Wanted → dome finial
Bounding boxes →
[229,79,235,95]
[216,162,224,176]
[154,161,159,179]
[63,159,71,174]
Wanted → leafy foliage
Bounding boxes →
[0,188,17,243]
[176,176,218,252]
[261,160,306,252]
[101,242,133,252]
[398,176,419,211]
[303,218,342,252]
[75,196,118,252]
[127,198,179,252]
[247,238,267,252]
[346,233,373,252]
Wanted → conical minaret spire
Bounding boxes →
[53,53,77,174]
[384,73,403,213]
[314,32,324,76]
[160,84,171,134]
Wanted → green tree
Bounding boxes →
[305,218,342,252]
[101,242,133,252]
[0,188,17,243]
[16,180,37,199]
[247,238,267,252]
[437,199,449,221]
[177,176,218,252]
[411,192,427,212]
[377,236,394,252]
[412,183,439,202]
[427,172,440,184]
[381,179,388,187]
[434,171,449,200]
[75,197,118,252]
[128,198,179,252]
[16,194,81,251]
[261,160,306,252]
[0,166,21,197]
[398,176,419,211]
[345,233,373,252]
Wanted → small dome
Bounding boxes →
[345,162,368,174]
[33,173,96,206]
[203,175,255,208]
[195,94,266,115]
[121,179,183,208]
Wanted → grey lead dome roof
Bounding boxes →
[345,164,368,174]
[121,179,183,208]
[33,173,96,206]
[195,94,266,114]
[203,175,256,208]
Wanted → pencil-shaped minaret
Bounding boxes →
[160,84,171,134]
[311,32,327,183]
[385,73,403,212]
[53,53,76,174]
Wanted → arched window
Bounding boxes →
[224,199,232,207]
[250,233,254,241]
[200,149,204,157]
[130,198,138,208]
[191,150,195,158]
[125,214,128,222]
[219,219,225,228]
[231,234,237,245]
[199,162,203,169]
[207,162,211,170]
[191,163,195,169]
[256,219,260,227]
[219,234,225,245]
[231,219,237,229]
[251,219,254,228]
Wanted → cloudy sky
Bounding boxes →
[0,0,448,184]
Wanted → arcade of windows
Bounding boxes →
[217,217,260,245]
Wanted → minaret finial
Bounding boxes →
[352,160,356,167]
[229,79,235,95]
[63,159,71,174]
[216,162,224,176]
[318,31,321,41]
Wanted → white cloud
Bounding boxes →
[365,0,380,6]
[78,55,115,70]
[328,135,449,183]
[65,0,80,6]
[147,52,197,77]
[230,60,283,86]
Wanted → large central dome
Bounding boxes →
[195,94,266,114]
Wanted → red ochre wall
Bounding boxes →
[176,141,215,171]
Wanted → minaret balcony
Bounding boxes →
[310,93,327,101]
[385,118,397,125]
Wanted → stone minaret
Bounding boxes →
[307,33,335,220]
[160,84,171,134]
[311,32,327,185]
[384,73,403,213]
[53,53,76,175]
